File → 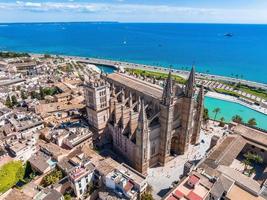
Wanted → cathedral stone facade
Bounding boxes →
[84,67,204,174]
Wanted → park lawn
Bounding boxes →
[214,88,240,98]
[126,68,186,84]
[238,86,267,100]
[0,161,24,194]
[219,81,267,101]
[0,51,30,58]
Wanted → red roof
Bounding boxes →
[186,191,203,200]
[188,175,200,185]
[124,181,134,192]
[167,195,178,200]
[173,189,184,198]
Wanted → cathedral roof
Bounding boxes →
[107,73,163,100]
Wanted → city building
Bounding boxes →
[7,111,44,138]
[63,128,92,149]
[29,151,56,174]
[104,163,147,200]
[5,137,37,162]
[68,161,95,198]
[164,172,211,200]
[38,139,69,161]
[33,188,64,200]
[12,61,41,76]
[49,127,92,148]
[84,68,204,174]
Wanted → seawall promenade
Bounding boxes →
[206,91,267,115]
[31,53,267,90]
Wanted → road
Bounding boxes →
[31,53,267,90]
[74,56,267,90]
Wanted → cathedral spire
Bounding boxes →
[111,83,116,97]
[197,85,204,103]
[136,99,149,172]
[129,92,133,107]
[162,71,173,106]
[191,85,204,145]
[137,100,148,131]
[185,66,195,98]
[121,88,125,102]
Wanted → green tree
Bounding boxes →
[31,91,40,100]
[23,161,34,180]
[11,95,18,106]
[141,184,153,200]
[141,193,153,200]
[248,118,257,126]
[146,184,153,194]
[42,169,63,187]
[242,158,251,173]
[212,107,221,121]
[242,152,263,175]
[5,95,13,108]
[44,54,51,58]
[244,152,263,164]
[232,115,243,123]
[64,194,72,200]
[203,108,209,122]
[219,117,225,127]
[20,90,27,100]
[39,87,45,100]
[87,182,95,195]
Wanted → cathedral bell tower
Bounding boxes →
[159,71,174,165]
[84,77,110,135]
[178,67,196,154]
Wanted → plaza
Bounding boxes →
[147,121,227,199]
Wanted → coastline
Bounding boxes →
[3,51,267,117]
[30,53,267,90]
[205,91,267,115]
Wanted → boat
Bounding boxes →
[224,33,233,37]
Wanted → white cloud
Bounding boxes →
[0,1,267,23]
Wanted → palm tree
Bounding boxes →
[219,117,225,127]
[203,108,209,123]
[213,107,221,121]
[242,158,251,173]
[243,152,263,175]
[248,118,257,126]
[245,153,263,164]
[232,115,243,123]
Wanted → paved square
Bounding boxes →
[147,122,226,199]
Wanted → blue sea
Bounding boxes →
[0,22,267,83]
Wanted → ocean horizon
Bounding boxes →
[0,22,267,84]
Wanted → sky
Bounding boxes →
[0,0,267,24]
